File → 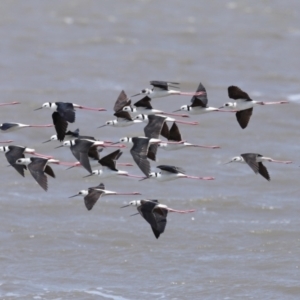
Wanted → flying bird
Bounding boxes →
[142,165,215,182]
[0,122,53,132]
[158,122,220,151]
[15,157,63,191]
[35,102,106,141]
[224,153,292,181]
[121,199,195,239]
[131,81,206,99]
[69,182,141,211]
[219,86,288,129]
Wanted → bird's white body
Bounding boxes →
[16,158,59,166]
[148,171,185,182]
[138,88,180,99]
[119,137,161,145]
[222,100,259,111]
[90,167,128,178]
[0,123,29,132]
[158,142,192,151]
[123,106,164,115]
[104,119,142,127]
[41,102,58,110]
[179,105,218,115]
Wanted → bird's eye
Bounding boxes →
[225,103,229,106]
[141,89,146,93]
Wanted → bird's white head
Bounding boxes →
[77,190,88,196]
[122,106,134,112]
[220,102,235,109]
[180,105,189,111]
[140,88,151,95]
[0,146,9,152]
[128,200,141,206]
[134,114,148,121]
[62,140,74,147]
[119,137,132,143]
[50,134,58,141]
[15,158,31,165]
[226,156,243,164]
[148,172,158,178]
[105,120,117,126]
[91,170,101,176]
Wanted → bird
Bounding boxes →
[122,96,189,118]
[134,113,199,126]
[174,82,223,114]
[68,182,141,211]
[15,157,63,191]
[56,139,124,174]
[141,165,215,182]
[121,199,195,239]
[131,80,205,99]
[0,122,53,132]
[0,101,20,106]
[43,128,80,143]
[98,90,143,128]
[116,136,162,176]
[35,102,107,141]
[98,111,143,128]
[224,153,292,181]
[0,145,54,176]
[158,122,220,151]
[219,86,288,129]
[83,149,143,179]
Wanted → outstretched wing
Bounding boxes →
[52,112,68,142]
[236,108,253,129]
[228,86,252,101]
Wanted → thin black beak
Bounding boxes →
[34,107,43,111]
[66,165,75,170]
[120,204,130,208]
[131,93,141,97]
[130,213,140,216]
[139,176,150,181]
[98,125,106,128]
[83,173,93,178]
[69,194,79,198]
[218,106,224,109]
[223,161,232,165]
[55,145,64,149]
[43,139,51,143]
[173,109,181,112]
[111,141,120,145]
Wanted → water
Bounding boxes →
[0,0,300,299]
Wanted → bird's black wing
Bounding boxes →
[130,138,151,176]
[44,165,55,178]
[138,201,160,238]
[114,90,131,112]
[5,146,26,177]
[258,162,270,181]
[144,115,166,139]
[228,86,252,101]
[156,165,185,174]
[150,81,179,90]
[168,122,182,141]
[84,188,103,211]
[241,153,260,174]
[114,111,133,121]
[52,112,68,141]
[0,123,18,131]
[98,149,121,171]
[57,102,76,123]
[94,183,105,190]
[236,108,253,129]
[152,207,168,238]
[27,158,49,191]
[190,82,208,107]
[88,146,100,161]
[134,97,152,109]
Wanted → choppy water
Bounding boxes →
[0,0,300,299]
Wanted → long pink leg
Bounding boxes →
[121,174,145,179]
[28,124,54,128]
[269,159,292,164]
[174,119,199,125]
[191,144,220,149]
[102,143,126,148]
[76,105,107,111]
[161,112,190,118]
[178,92,206,96]
[261,101,289,105]
[0,102,20,106]
[0,140,13,143]
[117,162,133,166]
[185,175,215,180]
[32,152,54,159]
[167,208,196,213]
[114,192,141,195]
